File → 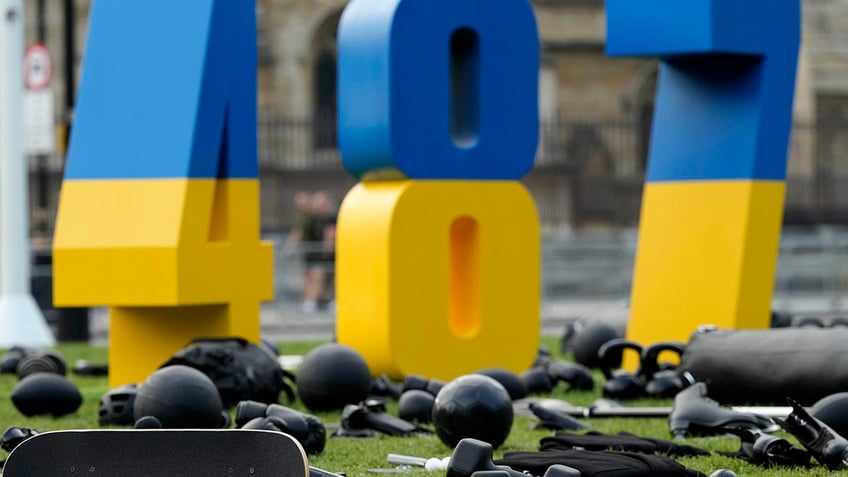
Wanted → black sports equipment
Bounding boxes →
[679,327,848,405]
[474,368,527,400]
[398,390,435,423]
[371,375,402,400]
[11,373,82,417]
[235,400,326,455]
[295,343,372,412]
[16,349,67,379]
[540,431,709,457]
[0,346,36,374]
[341,399,423,437]
[598,339,644,400]
[133,365,225,428]
[716,427,810,467]
[777,398,848,470]
[402,374,446,396]
[669,383,780,438]
[497,449,705,477]
[811,392,848,438]
[433,375,514,449]
[98,383,139,426]
[641,342,691,398]
[571,321,623,369]
[161,337,293,408]
[527,402,589,431]
[446,438,580,477]
[1,426,38,453]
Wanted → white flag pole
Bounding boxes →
[0,0,56,346]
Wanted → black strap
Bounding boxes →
[541,431,710,457]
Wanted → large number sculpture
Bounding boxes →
[607,0,800,347]
[53,0,272,387]
[335,0,542,380]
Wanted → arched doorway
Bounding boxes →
[311,9,343,150]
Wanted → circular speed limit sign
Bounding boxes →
[23,43,53,91]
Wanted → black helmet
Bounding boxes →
[99,384,139,426]
[16,349,67,379]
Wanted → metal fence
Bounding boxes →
[268,225,848,317]
[27,114,848,239]
[256,114,848,234]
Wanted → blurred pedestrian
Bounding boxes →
[301,191,336,313]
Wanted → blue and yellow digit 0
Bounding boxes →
[53,0,272,387]
[606,0,800,350]
[335,0,542,380]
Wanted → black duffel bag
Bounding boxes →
[160,337,294,408]
[678,327,848,405]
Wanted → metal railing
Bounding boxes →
[269,227,848,316]
[255,114,848,232]
[25,114,848,238]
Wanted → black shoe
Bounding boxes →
[669,383,779,438]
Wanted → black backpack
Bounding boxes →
[160,338,295,408]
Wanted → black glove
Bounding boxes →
[236,400,326,455]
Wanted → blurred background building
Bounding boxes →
[18,0,848,325]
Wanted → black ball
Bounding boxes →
[398,390,435,423]
[11,372,82,417]
[473,368,527,400]
[295,344,371,412]
[811,392,848,437]
[133,365,224,428]
[432,374,514,449]
[571,322,623,368]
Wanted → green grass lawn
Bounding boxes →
[0,338,835,476]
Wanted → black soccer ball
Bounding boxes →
[432,374,514,449]
[295,343,372,412]
[133,365,224,428]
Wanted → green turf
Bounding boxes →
[0,338,835,476]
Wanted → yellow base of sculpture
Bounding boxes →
[53,178,272,387]
[626,180,785,364]
[336,180,540,381]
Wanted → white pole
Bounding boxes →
[0,0,55,346]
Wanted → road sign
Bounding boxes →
[23,42,52,91]
[24,89,55,155]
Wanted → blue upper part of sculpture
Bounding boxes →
[338,0,540,180]
[606,0,800,182]
[65,0,257,179]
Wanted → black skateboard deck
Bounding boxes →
[3,429,308,477]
